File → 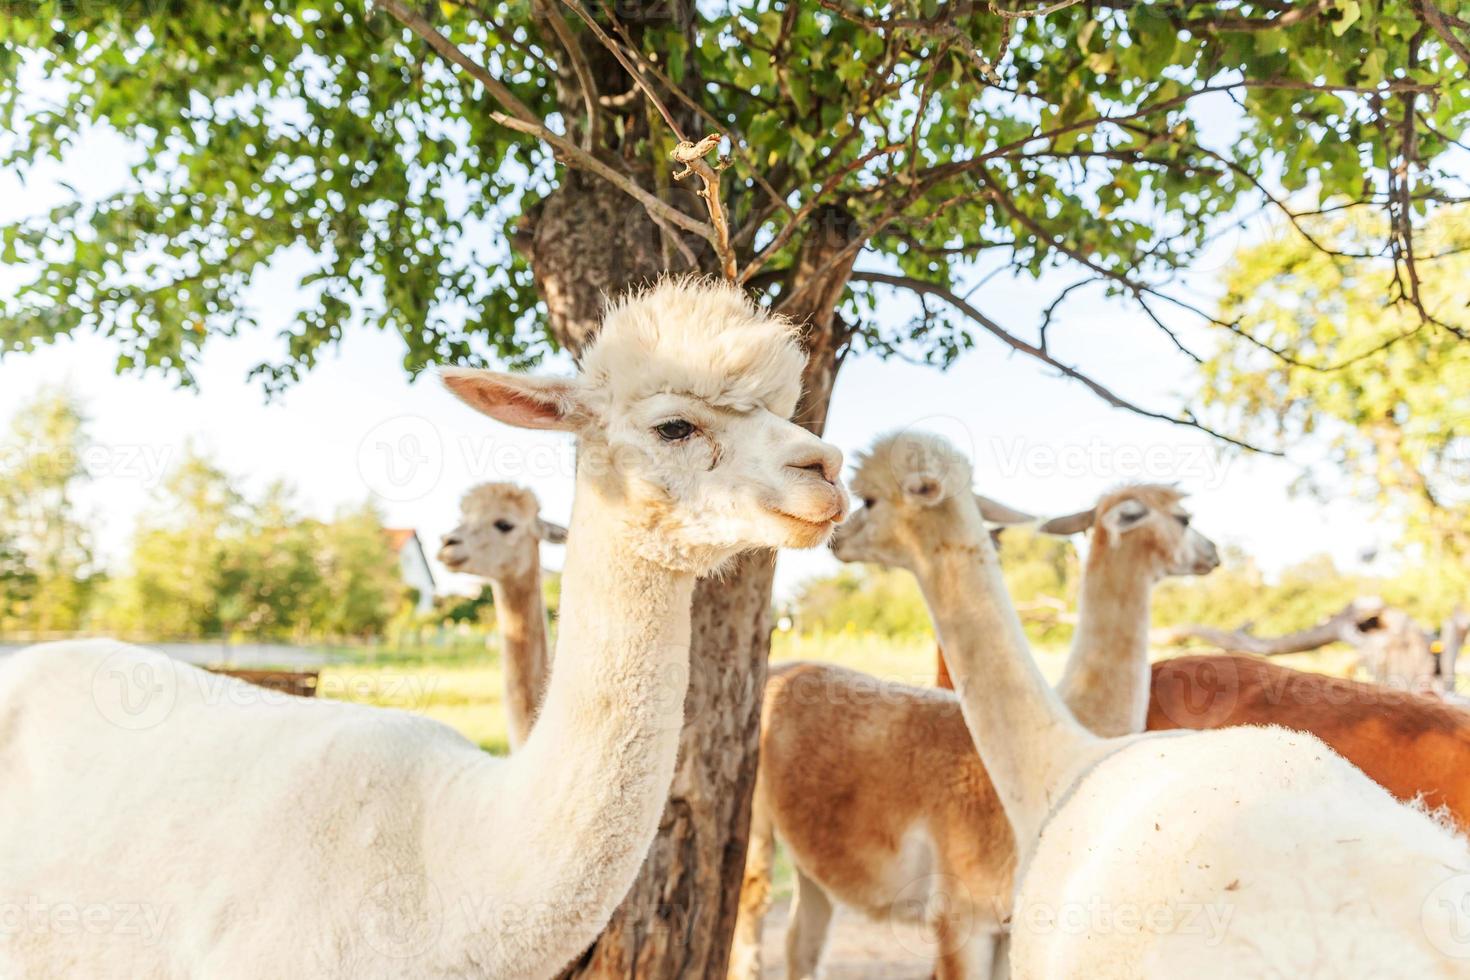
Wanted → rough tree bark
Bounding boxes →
[523,168,861,977]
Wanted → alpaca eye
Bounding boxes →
[494,520,514,533]
[862,497,877,509]
[655,419,695,442]
[1176,514,1191,527]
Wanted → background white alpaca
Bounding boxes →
[0,279,847,980]
[439,482,565,749]
[731,485,1220,980]
[831,432,1470,979]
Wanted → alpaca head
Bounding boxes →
[442,278,846,575]
[831,431,1032,569]
[439,482,566,583]
[1039,485,1220,579]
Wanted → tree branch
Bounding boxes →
[672,134,737,280]
[1420,0,1470,67]
[375,0,718,245]
[851,271,1284,455]
[535,0,601,150]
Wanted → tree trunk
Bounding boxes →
[526,176,861,977]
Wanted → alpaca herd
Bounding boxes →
[2,279,1468,979]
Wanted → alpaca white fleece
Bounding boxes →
[1012,725,1470,979]
[0,640,539,978]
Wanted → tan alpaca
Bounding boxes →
[730,486,1219,980]
[440,482,566,749]
[819,433,1470,979]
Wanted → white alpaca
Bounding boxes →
[730,486,1220,980]
[439,482,566,749]
[0,279,848,980]
[830,432,1470,979]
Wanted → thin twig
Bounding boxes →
[851,272,1284,455]
[990,0,1087,19]
[1419,0,1470,66]
[672,134,738,280]
[534,0,601,150]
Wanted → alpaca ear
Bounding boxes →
[535,518,568,545]
[441,368,587,432]
[974,494,1034,526]
[902,472,947,507]
[1039,508,1095,536]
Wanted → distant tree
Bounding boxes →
[104,449,246,638]
[792,566,934,637]
[309,503,404,638]
[0,531,36,628]
[0,388,96,634]
[1202,206,1470,613]
[220,482,324,638]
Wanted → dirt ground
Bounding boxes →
[760,897,933,979]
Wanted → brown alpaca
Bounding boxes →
[438,482,565,750]
[1148,653,1470,829]
[730,484,1219,980]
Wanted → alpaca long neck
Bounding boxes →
[915,508,1099,844]
[491,563,550,750]
[1056,543,1155,737]
[490,480,693,952]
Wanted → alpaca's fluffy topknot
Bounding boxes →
[461,482,540,519]
[851,431,974,501]
[578,277,805,419]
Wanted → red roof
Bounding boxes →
[384,528,418,553]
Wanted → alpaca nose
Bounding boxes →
[441,533,462,549]
[787,443,843,485]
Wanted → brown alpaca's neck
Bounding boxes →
[491,562,550,750]
[1056,542,1156,737]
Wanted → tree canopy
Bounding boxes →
[3,0,1466,446]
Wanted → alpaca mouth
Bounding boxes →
[438,551,467,571]
[767,508,842,536]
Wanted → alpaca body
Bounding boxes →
[741,662,1013,979]
[0,641,551,979]
[1014,724,1470,978]
[1149,653,1470,829]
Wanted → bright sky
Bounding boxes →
[0,96,1394,602]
